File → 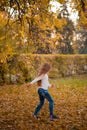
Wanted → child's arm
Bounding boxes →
[49,84,55,88]
[25,74,44,87]
[51,84,55,87]
[25,83,31,87]
[48,78,55,88]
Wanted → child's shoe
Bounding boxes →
[49,115,59,120]
[32,115,41,120]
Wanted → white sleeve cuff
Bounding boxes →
[30,74,44,85]
[49,84,52,87]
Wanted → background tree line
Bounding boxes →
[0,0,87,84]
[0,0,87,62]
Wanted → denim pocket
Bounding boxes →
[38,88,47,97]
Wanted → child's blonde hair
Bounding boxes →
[37,63,51,86]
[39,63,51,75]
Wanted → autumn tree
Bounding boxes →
[72,0,87,29]
[0,0,67,54]
[0,0,87,55]
[70,0,87,53]
[56,0,75,54]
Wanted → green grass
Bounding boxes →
[0,75,87,130]
[52,74,87,89]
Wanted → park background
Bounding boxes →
[0,0,87,130]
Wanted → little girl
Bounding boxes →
[25,63,58,120]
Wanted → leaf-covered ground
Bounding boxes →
[0,75,87,130]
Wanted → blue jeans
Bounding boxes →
[34,88,54,116]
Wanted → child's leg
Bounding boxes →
[33,89,45,116]
[44,91,59,119]
[45,92,54,116]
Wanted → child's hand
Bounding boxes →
[25,83,31,88]
[51,84,55,88]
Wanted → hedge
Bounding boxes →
[0,54,87,85]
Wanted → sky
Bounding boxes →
[49,0,79,25]
[8,0,79,26]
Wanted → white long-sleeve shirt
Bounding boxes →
[30,74,51,90]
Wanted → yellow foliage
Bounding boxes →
[58,0,65,4]
[0,36,5,41]
[80,11,87,28]
[0,75,87,129]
